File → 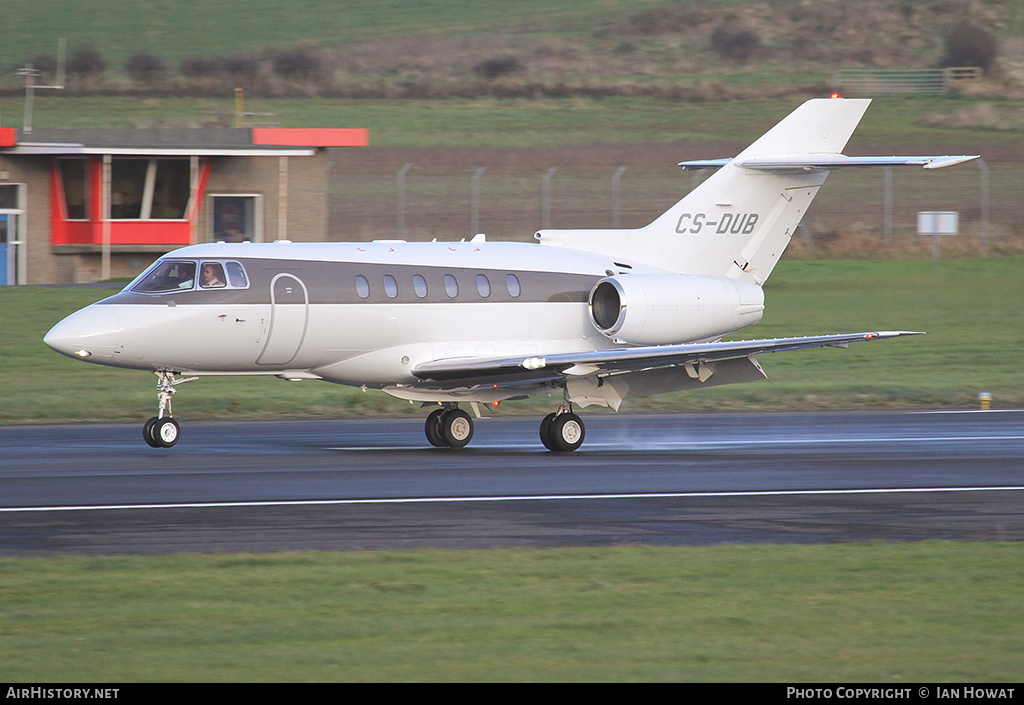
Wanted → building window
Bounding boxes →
[210,194,260,242]
[58,159,89,219]
[150,160,191,218]
[110,158,190,220]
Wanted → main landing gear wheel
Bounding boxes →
[424,406,475,448]
[425,408,448,447]
[540,411,585,452]
[144,416,180,448]
[441,409,474,448]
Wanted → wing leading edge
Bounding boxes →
[412,331,923,387]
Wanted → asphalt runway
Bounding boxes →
[1,410,1022,555]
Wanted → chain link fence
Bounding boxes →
[328,156,1022,256]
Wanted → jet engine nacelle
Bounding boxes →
[588,274,765,345]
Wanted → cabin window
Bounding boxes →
[383,274,398,299]
[131,260,197,293]
[355,275,370,299]
[476,274,491,298]
[443,274,458,298]
[506,274,522,297]
[413,274,428,298]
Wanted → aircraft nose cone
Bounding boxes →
[44,305,122,363]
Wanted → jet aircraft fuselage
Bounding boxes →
[44,98,977,450]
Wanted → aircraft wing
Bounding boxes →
[412,331,922,387]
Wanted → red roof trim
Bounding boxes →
[251,128,368,148]
[0,128,17,147]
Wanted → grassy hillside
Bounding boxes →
[3,0,1023,99]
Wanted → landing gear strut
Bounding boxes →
[143,371,197,448]
[424,404,474,448]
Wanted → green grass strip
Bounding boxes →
[0,543,1021,681]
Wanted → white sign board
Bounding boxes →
[917,211,958,235]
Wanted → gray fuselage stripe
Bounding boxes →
[102,258,600,307]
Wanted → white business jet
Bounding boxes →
[44,98,977,450]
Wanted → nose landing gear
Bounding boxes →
[143,371,197,448]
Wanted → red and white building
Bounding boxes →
[0,126,367,284]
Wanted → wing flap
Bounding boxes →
[412,331,922,385]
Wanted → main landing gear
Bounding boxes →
[423,403,586,452]
[424,405,475,448]
[539,406,586,452]
[143,371,197,448]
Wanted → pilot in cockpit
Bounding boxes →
[200,263,226,289]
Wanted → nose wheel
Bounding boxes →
[144,416,180,448]
[143,371,196,448]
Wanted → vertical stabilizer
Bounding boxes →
[537,99,872,285]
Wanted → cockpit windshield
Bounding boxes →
[129,259,250,294]
[131,260,196,293]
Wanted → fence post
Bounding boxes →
[977,158,989,247]
[611,166,626,228]
[542,167,558,229]
[471,166,486,236]
[396,163,412,238]
[883,166,893,245]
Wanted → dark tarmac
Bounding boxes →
[2,411,1022,555]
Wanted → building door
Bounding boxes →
[0,215,8,286]
[0,185,25,285]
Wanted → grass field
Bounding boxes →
[0,0,641,67]
[17,93,1023,153]
[2,258,1022,425]
[1,543,1022,681]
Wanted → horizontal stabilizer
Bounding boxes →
[680,154,979,172]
